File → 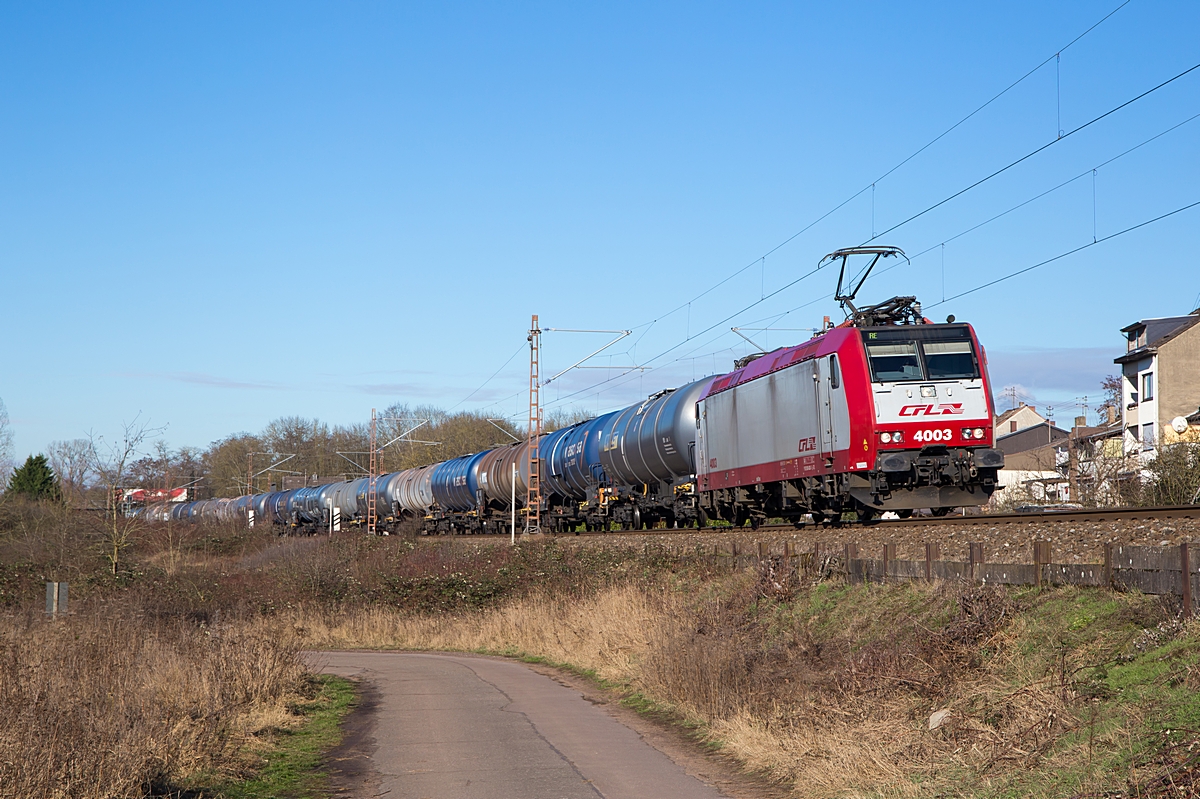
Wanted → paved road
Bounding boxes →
[312,651,730,799]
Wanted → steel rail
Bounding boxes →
[412,505,1200,540]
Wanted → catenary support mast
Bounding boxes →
[526,315,542,534]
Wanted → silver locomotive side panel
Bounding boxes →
[698,355,850,488]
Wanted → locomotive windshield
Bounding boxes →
[862,325,980,383]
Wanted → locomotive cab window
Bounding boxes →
[829,355,840,388]
[866,343,922,381]
[924,341,977,379]
[862,325,980,383]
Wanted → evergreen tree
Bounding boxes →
[7,454,62,501]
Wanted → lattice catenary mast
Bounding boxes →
[525,315,542,534]
[367,407,378,535]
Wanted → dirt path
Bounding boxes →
[308,651,785,799]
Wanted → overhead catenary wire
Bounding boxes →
[866,60,1200,244]
[549,194,1200,414]
[463,4,1140,418]
[612,1,1133,343]
[547,50,1195,414]
[926,198,1200,308]
[448,342,527,412]
[867,109,1200,276]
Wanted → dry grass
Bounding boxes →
[258,570,1197,798]
[3,500,1195,798]
[0,608,308,799]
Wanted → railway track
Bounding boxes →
[414,505,1200,540]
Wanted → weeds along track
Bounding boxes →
[423,505,1200,567]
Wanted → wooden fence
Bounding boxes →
[674,540,1197,617]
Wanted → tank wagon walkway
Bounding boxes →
[311,651,734,799]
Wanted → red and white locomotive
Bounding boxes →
[695,247,1004,525]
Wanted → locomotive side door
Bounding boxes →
[816,355,839,458]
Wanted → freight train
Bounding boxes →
[151,247,1004,532]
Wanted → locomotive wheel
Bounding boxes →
[697,507,710,528]
[931,507,952,517]
[857,506,877,523]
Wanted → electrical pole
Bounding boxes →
[368,407,378,535]
[526,315,542,535]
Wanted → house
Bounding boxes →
[992,413,1126,509]
[993,404,1048,438]
[1114,309,1200,458]
[995,420,1070,456]
[994,443,1070,506]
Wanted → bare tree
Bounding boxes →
[1101,375,1123,415]
[47,438,94,507]
[1144,432,1200,506]
[87,415,165,574]
[543,407,594,432]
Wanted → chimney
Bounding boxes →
[1074,415,1087,430]
[1105,405,1117,425]
[822,315,830,331]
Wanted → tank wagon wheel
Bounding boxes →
[631,507,642,531]
[930,507,952,517]
[897,509,914,519]
[856,505,877,524]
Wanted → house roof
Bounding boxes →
[1115,310,1200,365]
[994,405,1044,427]
[994,407,1022,427]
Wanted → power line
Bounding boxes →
[448,342,527,412]
[617,1,1133,340]
[541,6,1161,413]
[868,60,1200,243]
[550,195,1200,413]
[927,199,1200,308]
[866,109,1200,278]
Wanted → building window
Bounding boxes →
[1142,372,1154,401]
[1142,422,1155,451]
[1129,425,1139,443]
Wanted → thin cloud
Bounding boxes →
[986,347,1117,393]
[352,382,442,397]
[116,371,282,390]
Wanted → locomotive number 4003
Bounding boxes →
[911,428,953,443]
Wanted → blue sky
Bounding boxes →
[2,1,1198,461]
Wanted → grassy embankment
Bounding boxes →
[2,499,1199,797]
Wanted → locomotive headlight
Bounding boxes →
[880,432,892,444]
[973,428,985,439]
[892,431,903,443]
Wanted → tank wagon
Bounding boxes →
[156,247,1003,533]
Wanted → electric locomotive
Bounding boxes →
[695,247,1004,525]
